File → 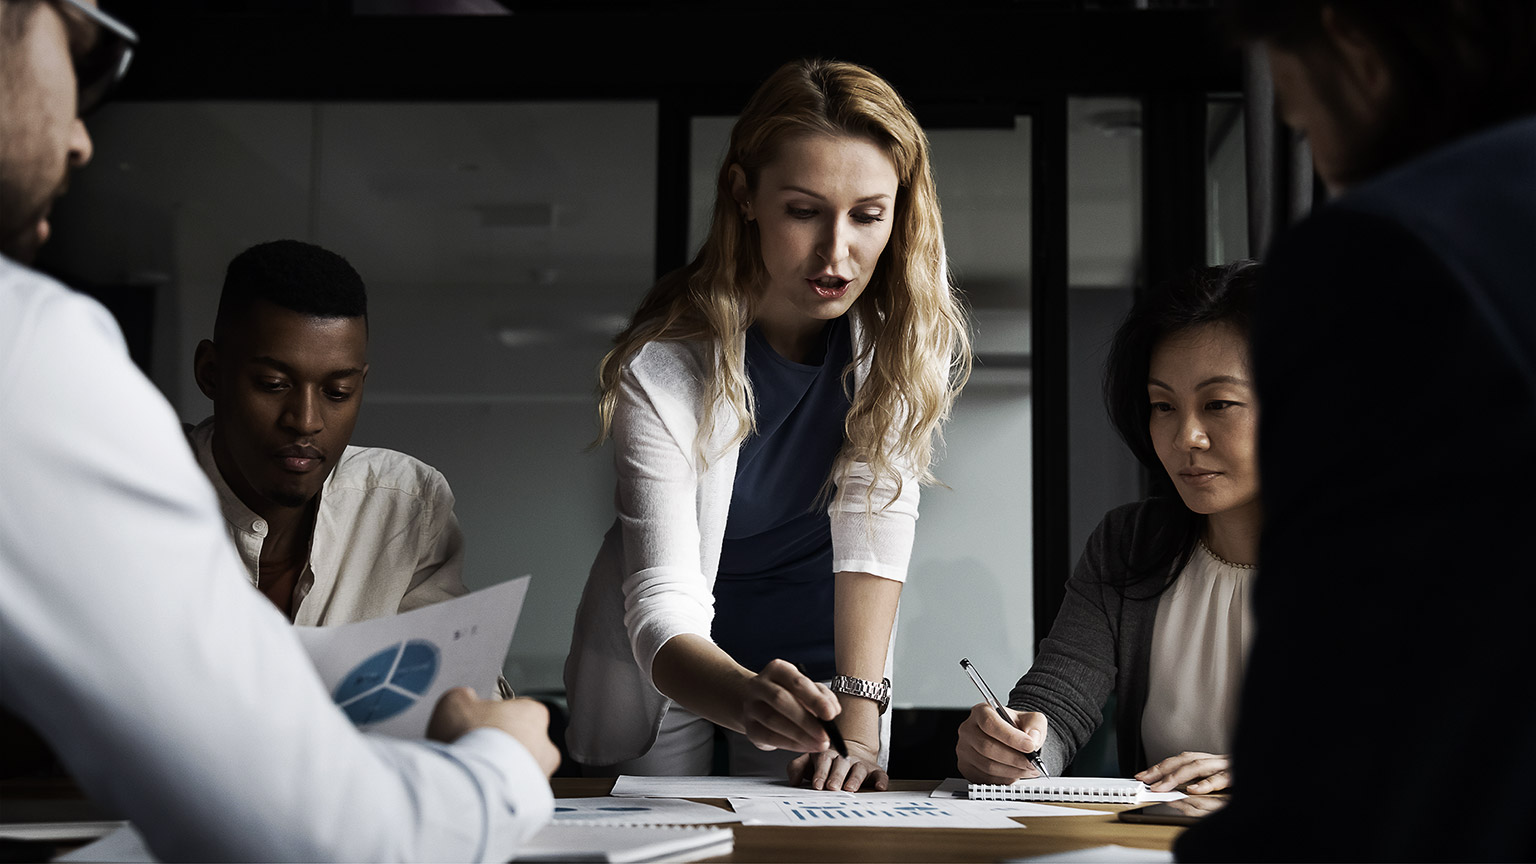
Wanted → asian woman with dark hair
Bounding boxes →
[956,260,1261,795]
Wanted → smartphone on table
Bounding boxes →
[1117,797,1228,826]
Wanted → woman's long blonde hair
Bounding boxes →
[596,58,971,503]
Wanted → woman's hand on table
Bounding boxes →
[1158,796,1230,817]
[1136,751,1231,793]
[956,703,1049,784]
[787,737,889,791]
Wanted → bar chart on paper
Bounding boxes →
[788,800,951,823]
[728,797,1026,829]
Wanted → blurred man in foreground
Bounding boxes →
[0,2,559,859]
[1178,1,1536,860]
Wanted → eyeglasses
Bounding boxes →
[51,0,138,115]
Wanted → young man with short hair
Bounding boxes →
[190,239,469,625]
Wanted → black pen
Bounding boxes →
[797,663,848,758]
[959,657,1050,778]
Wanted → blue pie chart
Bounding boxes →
[332,640,440,725]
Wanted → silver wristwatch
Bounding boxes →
[829,675,891,715]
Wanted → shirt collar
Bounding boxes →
[189,416,269,538]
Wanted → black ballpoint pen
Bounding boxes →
[960,657,1050,778]
[797,663,848,758]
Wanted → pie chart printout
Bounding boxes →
[332,639,441,725]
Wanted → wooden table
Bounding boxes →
[2,777,1192,862]
[554,778,1189,862]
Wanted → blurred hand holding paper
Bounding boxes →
[295,576,530,738]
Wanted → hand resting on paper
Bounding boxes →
[956,702,1049,784]
[787,735,889,792]
[428,686,561,777]
[1135,751,1231,793]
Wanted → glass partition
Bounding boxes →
[45,100,659,694]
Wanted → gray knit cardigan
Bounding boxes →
[1006,499,1189,777]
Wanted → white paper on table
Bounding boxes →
[551,797,740,825]
[929,776,1185,805]
[515,824,735,862]
[947,799,1111,818]
[1130,790,1186,802]
[609,775,855,799]
[857,791,1101,818]
[1006,844,1175,862]
[728,796,1027,829]
[930,777,973,799]
[294,576,530,738]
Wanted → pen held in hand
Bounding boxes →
[819,712,849,759]
[959,657,1050,779]
[797,663,849,759]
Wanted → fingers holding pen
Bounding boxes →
[956,703,1050,784]
[1007,708,1049,761]
[741,659,840,753]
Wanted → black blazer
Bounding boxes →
[1178,113,1536,862]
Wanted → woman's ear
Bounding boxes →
[728,164,754,221]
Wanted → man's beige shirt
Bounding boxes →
[188,417,468,625]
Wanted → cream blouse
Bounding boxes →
[1140,540,1256,766]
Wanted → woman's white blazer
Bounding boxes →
[563,317,920,766]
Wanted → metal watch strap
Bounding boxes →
[829,675,891,715]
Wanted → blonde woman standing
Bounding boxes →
[564,58,969,792]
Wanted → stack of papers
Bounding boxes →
[516,824,733,863]
[55,822,736,864]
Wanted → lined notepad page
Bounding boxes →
[969,777,1147,802]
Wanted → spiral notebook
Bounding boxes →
[968,777,1148,803]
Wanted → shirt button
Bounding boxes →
[253,520,267,533]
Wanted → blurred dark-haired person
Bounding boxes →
[1,3,556,860]
[189,239,472,628]
[957,261,1261,795]
[1178,2,1536,861]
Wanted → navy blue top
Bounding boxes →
[711,315,852,681]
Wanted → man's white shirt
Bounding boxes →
[0,256,552,861]
[187,416,468,625]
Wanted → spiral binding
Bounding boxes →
[967,778,1146,802]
